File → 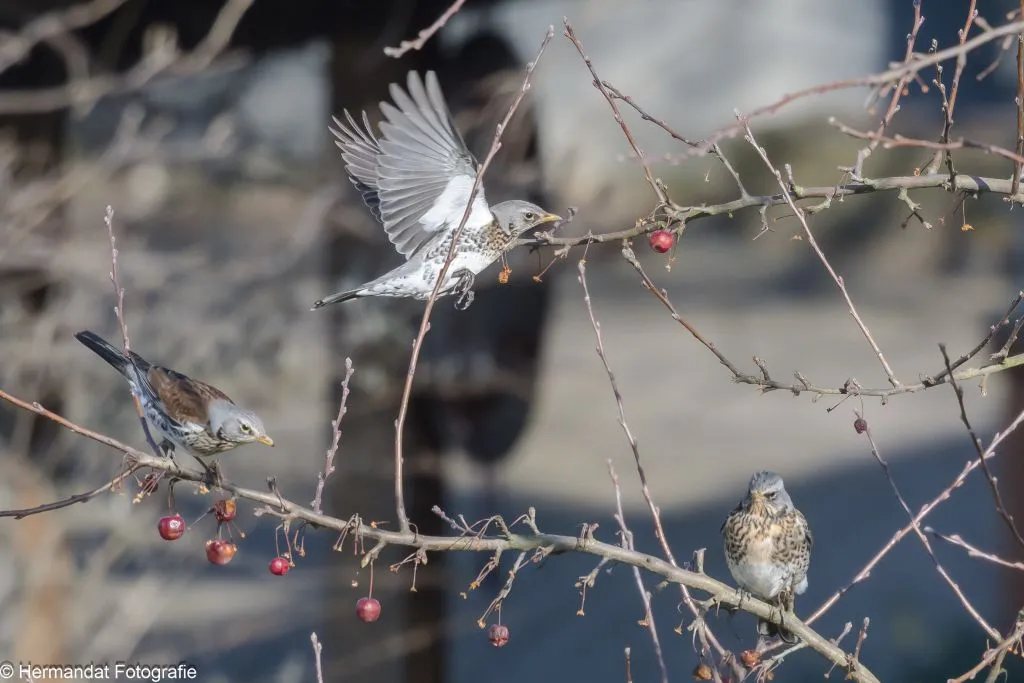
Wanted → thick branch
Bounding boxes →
[0,388,878,682]
[518,173,1024,251]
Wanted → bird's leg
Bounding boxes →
[158,439,176,460]
[734,587,755,611]
[775,590,799,644]
[452,268,476,310]
[191,454,224,490]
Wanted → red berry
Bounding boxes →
[693,663,713,681]
[269,557,290,576]
[157,514,185,541]
[356,597,381,622]
[213,498,237,522]
[854,418,868,434]
[488,624,510,648]
[649,229,674,254]
[205,539,237,565]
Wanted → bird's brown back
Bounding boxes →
[146,365,233,426]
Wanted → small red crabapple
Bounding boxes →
[205,539,237,565]
[854,417,868,434]
[269,557,290,576]
[158,514,185,541]
[488,624,510,648]
[649,229,675,254]
[356,597,381,622]
[213,498,237,522]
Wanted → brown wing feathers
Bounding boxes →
[146,365,233,426]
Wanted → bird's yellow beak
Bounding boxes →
[539,212,562,224]
[257,434,275,447]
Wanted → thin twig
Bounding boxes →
[928,0,978,177]
[563,20,668,205]
[851,0,925,177]
[392,26,554,533]
[742,121,901,388]
[924,293,1024,385]
[950,610,1024,683]
[941,344,1024,550]
[608,461,669,683]
[857,412,999,640]
[0,468,138,519]
[806,407,1024,626]
[310,632,325,683]
[1014,0,1024,196]
[577,259,739,679]
[831,120,1024,166]
[312,358,354,514]
[600,81,748,197]
[690,16,1024,159]
[624,249,1024,402]
[105,205,164,459]
[383,0,467,58]
[925,527,1024,571]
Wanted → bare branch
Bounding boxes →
[563,20,668,205]
[941,344,1024,551]
[0,385,881,683]
[383,0,467,59]
[857,413,999,640]
[312,359,354,514]
[742,121,901,388]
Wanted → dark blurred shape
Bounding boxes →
[0,0,71,479]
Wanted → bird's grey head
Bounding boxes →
[208,399,274,447]
[490,200,561,238]
[743,470,793,514]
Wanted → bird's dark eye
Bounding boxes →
[765,491,777,499]
[240,423,252,433]
[524,212,535,220]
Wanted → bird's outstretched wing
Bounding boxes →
[330,71,491,259]
[330,109,385,224]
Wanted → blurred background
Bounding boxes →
[1,0,1024,681]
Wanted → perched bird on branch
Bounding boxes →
[73,330,273,474]
[722,470,813,644]
[312,70,561,311]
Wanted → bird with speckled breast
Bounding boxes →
[721,470,813,644]
[311,70,561,311]
[74,330,274,475]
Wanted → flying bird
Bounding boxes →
[312,70,561,311]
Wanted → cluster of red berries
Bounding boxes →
[156,500,290,575]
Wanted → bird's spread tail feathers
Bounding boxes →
[311,289,363,310]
